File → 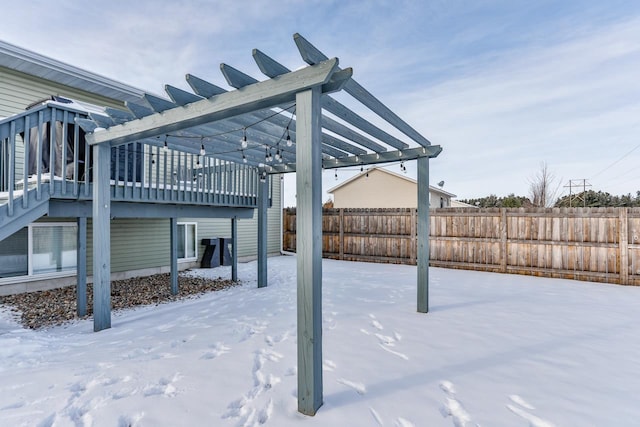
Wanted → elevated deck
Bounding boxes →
[0,102,259,240]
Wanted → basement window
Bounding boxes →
[177,222,197,261]
[0,223,77,282]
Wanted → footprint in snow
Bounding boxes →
[117,412,145,427]
[142,373,181,398]
[337,378,367,395]
[200,342,230,359]
[439,380,477,427]
[507,395,556,427]
[394,417,415,427]
[369,314,384,330]
[369,407,384,426]
[323,359,337,371]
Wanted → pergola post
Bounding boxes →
[76,216,87,317]
[170,217,178,295]
[257,173,268,288]
[231,216,238,282]
[295,86,323,415]
[417,156,430,313]
[92,143,111,332]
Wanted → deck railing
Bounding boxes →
[0,103,259,217]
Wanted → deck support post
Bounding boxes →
[170,217,178,295]
[417,156,430,313]
[231,216,238,282]
[257,173,268,288]
[76,216,87,317]
[295,86,323,416]
[92,143,111,332]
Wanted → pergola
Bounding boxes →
[81,33,441,416]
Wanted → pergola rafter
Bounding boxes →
[79,33,440,417]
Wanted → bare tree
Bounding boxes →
[529,162,561,207]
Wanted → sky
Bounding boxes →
[1,257,639,426]
[1,0,639,206]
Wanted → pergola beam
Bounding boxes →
[254,49,408,150]
[293,33,432,147]
[266,145,442,173]
[86,58,342,147]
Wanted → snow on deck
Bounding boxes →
[0,256,638,426]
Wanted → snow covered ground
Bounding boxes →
[1,255,639,426]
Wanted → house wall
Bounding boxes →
[332,168,452,209]
[0,67,125,117]
[0,61,282,291]
[333,169,417,208]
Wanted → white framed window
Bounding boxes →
[177,222,197,261]
[0,222,77,283]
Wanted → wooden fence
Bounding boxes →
[282,207,640,285]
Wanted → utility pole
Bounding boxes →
[564,179,592,207]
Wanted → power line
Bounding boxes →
[589,120,640,179]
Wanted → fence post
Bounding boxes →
[500,208,507,273]
[339,208,344,260]
[619,208,629,285]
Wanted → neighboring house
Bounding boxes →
[328,167,456,209]
[451,200,478,208]
[0,40,282,294]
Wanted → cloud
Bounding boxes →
[395,16,640,199]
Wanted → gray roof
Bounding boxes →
[0,40,144,103]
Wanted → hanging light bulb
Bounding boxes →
[162,135,168,151]
[242,151,247,163]
[334,170,338,180]
[286,127,292,147]
[151,153,155,165]
[200,142,206,157]
[241,129,248,149]
[275,149,281,162]
[360,165,364,173]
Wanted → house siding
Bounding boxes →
[330,168,455,209]
[333,169,418,208]
[0,67,124,117]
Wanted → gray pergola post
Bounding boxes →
[295,86,323,415]
[257,173,268,288]
[92,143,111,332]
[170,217,178,295]
[231,216,238,282]
[417,156,430,313]
[76,216,87,317]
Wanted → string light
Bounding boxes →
[162,134,168,151]
[286,126,292,147]
[242,151,247,163]
[334,170,338,180]
[199,138,206,156]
